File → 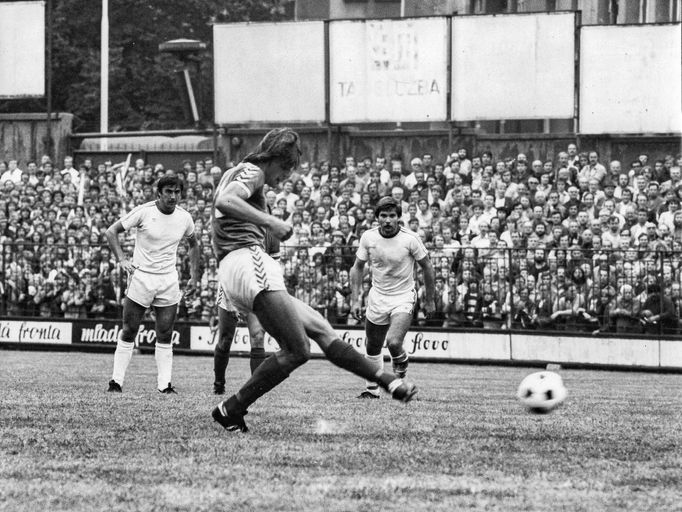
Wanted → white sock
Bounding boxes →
[155,343,173,391]
[365,353,384,395]
[112,340,134,386]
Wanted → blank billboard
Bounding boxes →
[451,12,575,121]
[330,17,449,123]
[580,24,681,134]
[213,21,325,124]
[0,1,45,98]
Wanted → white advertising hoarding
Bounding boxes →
[0,1,45,98]
[0,320,71,345]
[213,21,325,123]
[330,17,449,123]
[451,12,575,120]
[191,325,510,361]
[580,24,682,134]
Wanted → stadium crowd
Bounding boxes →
[1,145,682,334]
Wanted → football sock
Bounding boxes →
[392,351,408,365]
[235,354,290,409]
[364,353,384,395]
[323,340,396,391]
[155,343,173,391]
[214,344,231,384]
[112,339,134,386]
[250,347,267,374]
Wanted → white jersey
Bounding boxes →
[121,201,194,274]
[356,227,428,296]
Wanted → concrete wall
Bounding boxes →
[0,113,73,166]
[223,127,678,169]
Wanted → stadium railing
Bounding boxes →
[1,242,680,337]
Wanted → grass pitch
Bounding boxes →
[1,350,681,512]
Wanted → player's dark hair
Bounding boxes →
[375,196,402,218]
[243,128,302,170]
[156,174,182,193]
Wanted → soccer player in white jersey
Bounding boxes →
[350,196,436,399]
[105,175,199,393]
[210,128,417,433]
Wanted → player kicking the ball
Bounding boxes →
[211,128,417,433]
[105,175,199,394]
[350,196,436,399]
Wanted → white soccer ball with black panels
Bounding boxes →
[516,371,567,413]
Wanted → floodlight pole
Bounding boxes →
[45,0,53,158]
[100,0,109,150]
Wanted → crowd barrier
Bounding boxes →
[1,318,680,371]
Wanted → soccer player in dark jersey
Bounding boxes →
[212,230,279,394]
[211,128,417,433]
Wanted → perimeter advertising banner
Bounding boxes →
[0,320,71,344]
[190,325,511,361]
[70,320,191,349]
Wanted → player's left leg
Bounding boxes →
[153,304,178,393]
[246,313,267,374]
[214,308,239,394]
[384,312,413,379]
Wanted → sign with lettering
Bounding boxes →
[0,320,71,344]
[330,17,449,123]
[71,320,190,349]
[190,326,510,361]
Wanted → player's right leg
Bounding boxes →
[213,248,310,432]
[383,312,413,379]
[109,297,146,392]
[358,320,390,398]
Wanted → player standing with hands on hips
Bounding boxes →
[211,128,418,433]
[105,175,199,393]
[350,196,436,399]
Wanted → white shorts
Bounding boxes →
[216,285,238,313]
[365,287,416,326]
[126,269,182,308]
[218,246,286,316]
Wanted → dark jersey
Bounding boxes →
[212,162,267,261]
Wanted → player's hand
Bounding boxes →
[351,301,363,321]
[423,299,436,318]
[268,217,294,241]
[120,258,137,275]
[185,278,198,299]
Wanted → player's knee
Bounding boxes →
[289,342,311,367]
[120,324,137,343]
[385,336,403,353]
[155,329,173,345]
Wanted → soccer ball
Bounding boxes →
[516,371,567,413]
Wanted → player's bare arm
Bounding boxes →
[417,255,436,315]
[349,257,367,318]
[104,220,136,275]
[215,181,292,240]
[186,232,200,294]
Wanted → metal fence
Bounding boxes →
[2,242,680,336]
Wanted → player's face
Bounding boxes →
[378,208,399,237]
[157,185,181,213]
